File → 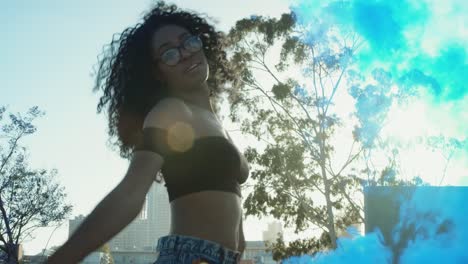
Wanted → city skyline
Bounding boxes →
[68,183,171,252]
[64,184,283,263]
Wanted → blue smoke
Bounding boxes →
[395,187,468,262]
[327,0,428,56]
[311,229,392,263]
[291,0,468,101]
[282,0,468,263]
[406,44,468,101]
[282,187,468,263]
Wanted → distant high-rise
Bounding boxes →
[149,181,172,240]
[68,182,171,251]
[69,214,86,236]
[262,221,283,244]
[108,182,171,250]
[242,241,276,263]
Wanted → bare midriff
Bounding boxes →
[169,190,243,252]
[165,99,244,252]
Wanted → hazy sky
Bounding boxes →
[1,0,296,255]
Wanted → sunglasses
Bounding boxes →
[156,35,203,66]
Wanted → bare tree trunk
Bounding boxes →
[319,133,337,248]
[3,243,19,264]
[321,160,337,248]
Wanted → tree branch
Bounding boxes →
[310,47,322,117]
[438,150,454,186]
[255,44,322,143]
[242,38,265,65]
[0,132,24,176]
[324,66,347,116]
[0,195,13,245]
[339,186,365,223]
[334,143,364,179]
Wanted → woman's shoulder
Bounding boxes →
[143,97,193,129]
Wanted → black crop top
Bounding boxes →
[136,127,249,202]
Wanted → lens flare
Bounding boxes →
[167,121,195,152]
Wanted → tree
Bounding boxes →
[224,12,421,260]
[0,106,72,263]
[97,243,114,264]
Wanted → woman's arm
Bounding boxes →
[47,151,163,263]
[47,184,142,262]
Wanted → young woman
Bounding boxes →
[47,2,249,263]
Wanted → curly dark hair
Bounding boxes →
[93,1,236,160]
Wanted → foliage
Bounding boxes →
[0,106,72,263]
[97,243,114,264]
[224,12,423,261]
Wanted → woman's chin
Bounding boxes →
[188,72,209,85]
[176,66,209,91]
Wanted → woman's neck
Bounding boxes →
[170,84,213,113]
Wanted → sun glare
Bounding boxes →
[383,99,432,143]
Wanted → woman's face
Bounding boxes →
[151,24,210,94]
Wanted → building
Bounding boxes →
[66,182,171,263]
[241,241,277,264]
[148,180,172,242]
[262,221,283,244]
[20,254,48,264]
[80,252,106,264]
[69,214,86,237]
[107,182,171,251]
[234,221,283,263]
[108,249,158,264]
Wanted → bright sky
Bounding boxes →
[1,0,295,255]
